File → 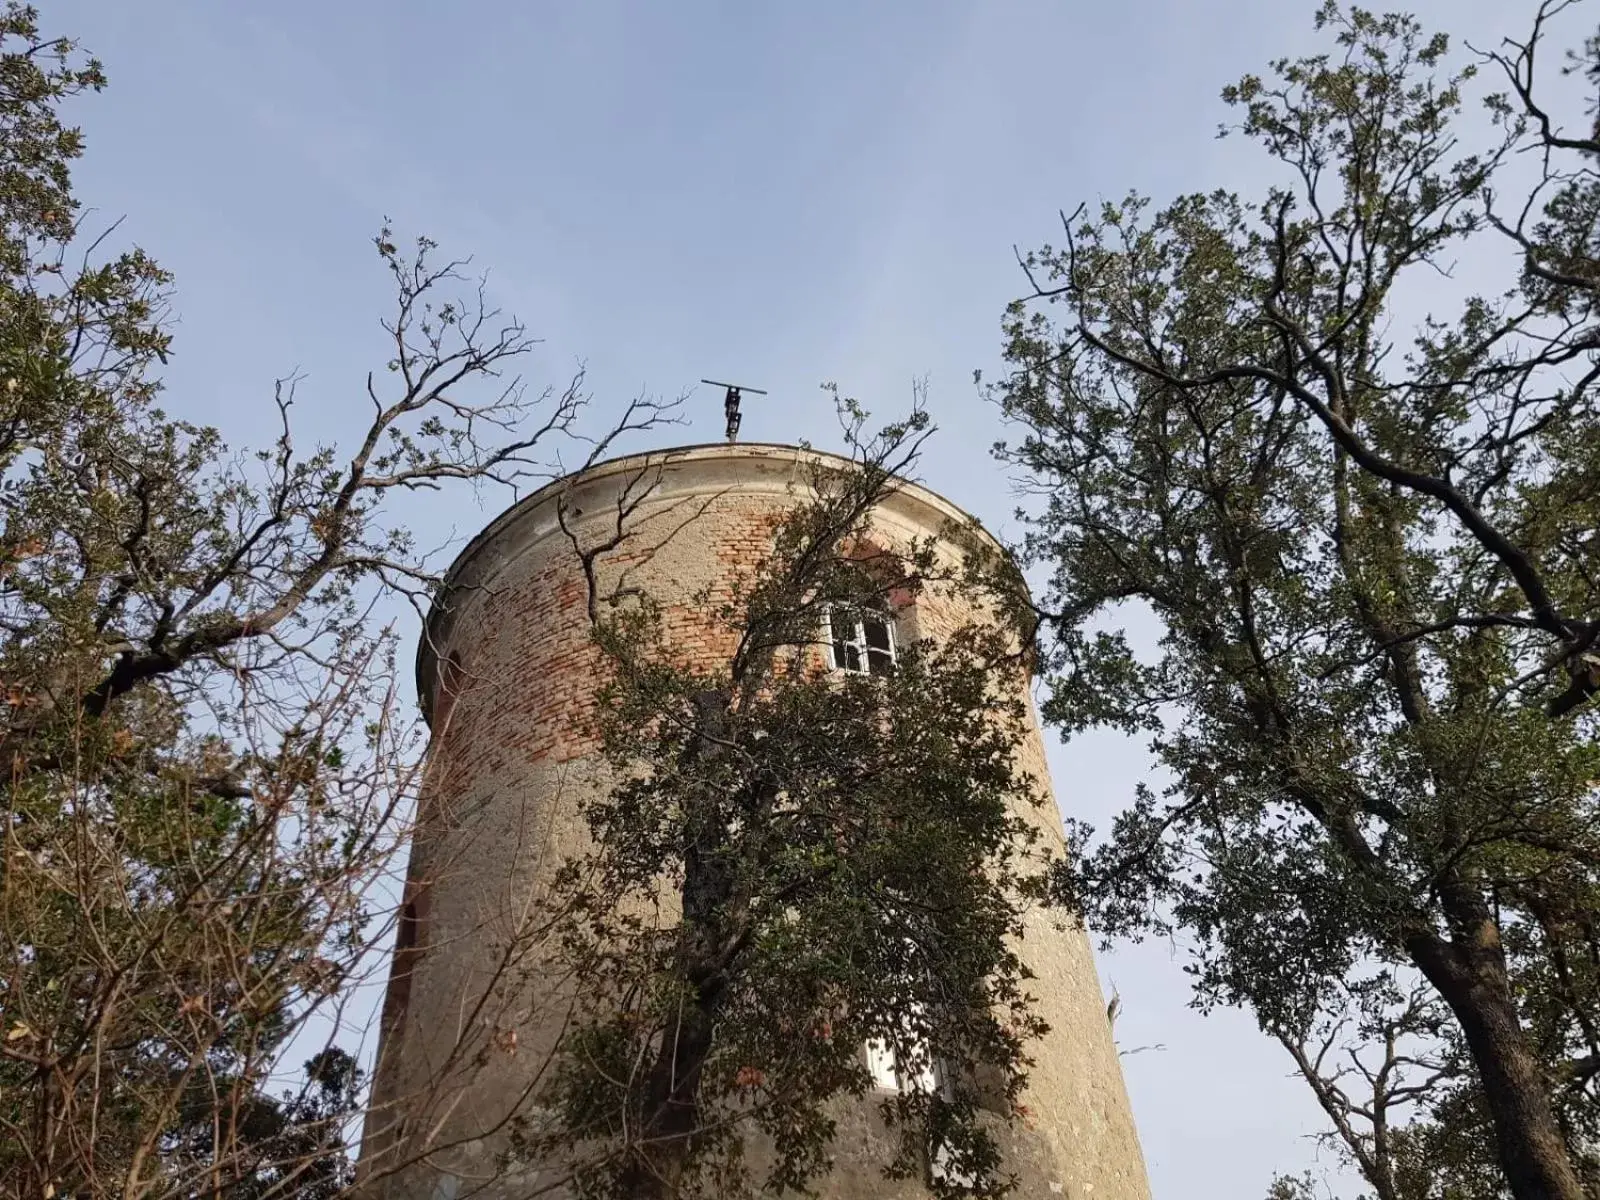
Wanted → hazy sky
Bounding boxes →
[50,1,1549,1195]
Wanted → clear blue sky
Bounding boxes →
[51,1,1536,1195]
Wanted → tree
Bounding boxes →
[991,3,1599,1198]
[0,5,672,1195]
[512,404,1052,1198]
[1262,975,1492,1200]
[163,1048,365,1200]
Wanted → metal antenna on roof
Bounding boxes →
[701,379,768,443]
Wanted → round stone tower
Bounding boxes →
[358,443,1150,1200]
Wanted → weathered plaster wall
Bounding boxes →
[358,444,1150,1199]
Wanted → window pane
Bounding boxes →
[867,647,894,677]
[866,1039,899,1090]
[903,1050,938,1093]
[864,615,892,654]
[832,636,853,671]
[900,1001,937,1091]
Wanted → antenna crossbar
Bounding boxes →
[700,378,768,442]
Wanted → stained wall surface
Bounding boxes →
[357,444,1151,1200]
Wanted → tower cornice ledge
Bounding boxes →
[416,442,1004,724]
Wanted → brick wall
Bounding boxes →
[357,444,1151,1200]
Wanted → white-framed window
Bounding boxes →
[865,1031,939,1094]
[865,1036,901,1090]
[825,605,896,676]
[867,1025,975,1188]
[866,991,939,1094]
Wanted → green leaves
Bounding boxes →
[535,430,1049,1197]
[998,3,1600,1197]
[0,6,645,1195]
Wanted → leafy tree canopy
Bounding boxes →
[0,4,668,1194]
[520,411,1052,1198]
[992,3,1600,1197]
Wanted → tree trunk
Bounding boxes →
[626,995,719,1199]
[1407,929,1588,1200]
[623,696,742,1199]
